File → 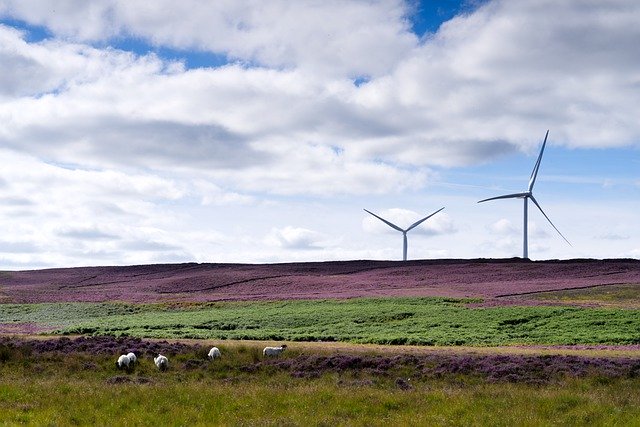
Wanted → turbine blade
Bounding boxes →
[363,209,403,232]
[406,207,445,232]
[477,193,529,203]
[528,130,549,192]
[529,195,572,246]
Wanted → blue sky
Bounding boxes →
[0,0,638,269]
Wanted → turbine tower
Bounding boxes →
[478,130,570,258]
[364,207,445,261]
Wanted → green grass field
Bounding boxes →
[2,297,639,345]
[3,374,638,426]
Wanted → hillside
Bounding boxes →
[2,258,639,305]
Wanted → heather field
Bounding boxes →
[2,259,639,304]
[0,336,639,426]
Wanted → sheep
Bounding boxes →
[263,344,287,357]
[208,347,221,360]
[127,352,137,366]
[154,354,169,371]
[116,354,130,370]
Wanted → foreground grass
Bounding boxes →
[2,376,639,426]
[1,342,639,426]
[1,297,639,345]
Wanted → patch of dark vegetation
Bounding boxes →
[337,378,375,387]
[0,342,26,362]
[193,322,239,331]
[82,362,98,371]
[106,376,133,384]
[251,353,640,384]
[0,336,199,358]
[183,359,206,370]
[498,316,539,326]
[106,376,152,385]
[395,377,412,390]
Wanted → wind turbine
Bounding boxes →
[364,207,445,261]
[478,130,570,258]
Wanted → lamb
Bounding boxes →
[127,352,137,366]
[208,347,221,360]
[154,354,169,371]
[116,354,130,370]
[263,344,287,357]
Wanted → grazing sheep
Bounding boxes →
[208,347,221,360]
[116,354,130,370]
[154,354,169,371]
[263,344,287,357]
[127,352,137,366]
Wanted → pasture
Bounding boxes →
[1,337,639,426]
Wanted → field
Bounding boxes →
[1,298,640,346]
[1,259,639,425]
[1,336,639,426]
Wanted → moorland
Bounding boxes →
[1,258,639,425]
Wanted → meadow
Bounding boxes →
[1,297,639,346]
[1,337,639,426]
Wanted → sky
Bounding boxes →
[0,0,639,269]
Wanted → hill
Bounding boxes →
[2,258,639,305]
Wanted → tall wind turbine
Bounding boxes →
[478,130,570,258]
[364,207,445,261]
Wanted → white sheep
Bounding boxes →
[263,344,287,357]
[127,352,137,366]
[154,354,169,371]
[208,347,221,360]
[116,354,130,370]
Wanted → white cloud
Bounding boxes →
[528,222,551,239]
[0,0,417,79]
[2,1,640,197]
[489,218,517,235]
[0,149,249,266]
[596,232,630,241]
[265,226,324,250]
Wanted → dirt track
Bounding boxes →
[1,258,639,304]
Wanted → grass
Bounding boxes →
[0,340,639,426]
[2,297,639,345]
[531,284,640,308]
[3,376,639,426]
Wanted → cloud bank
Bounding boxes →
[0,0,638,266]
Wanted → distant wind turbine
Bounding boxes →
[364,207,445,261]
[478,130,571,258]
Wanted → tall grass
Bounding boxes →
[3,376,639,426]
